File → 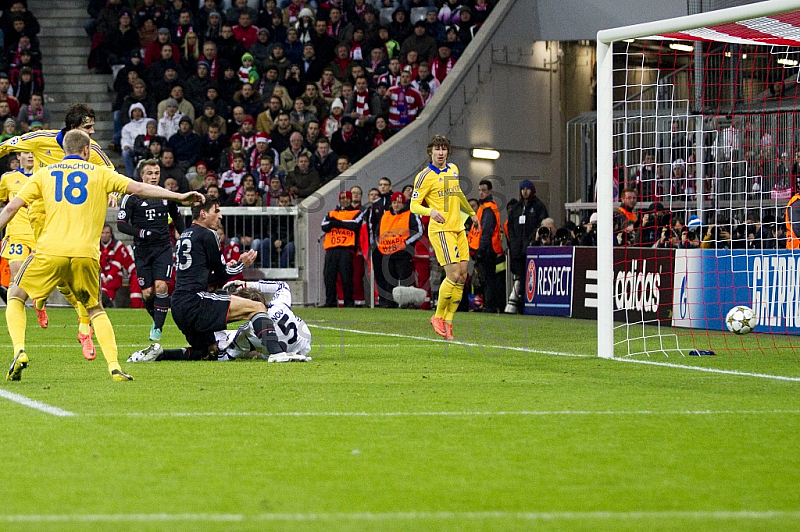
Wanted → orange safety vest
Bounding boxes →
[786,194,800,249]
[378,210,411,255]
[618,206,637,222]
[468,200,503,254]
[323,209,360,249]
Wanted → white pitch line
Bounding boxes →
[3,510,800,523]
[0,389,76,417]
[612,357,800,382]
[310,324,589,357]
[82,409,800,418]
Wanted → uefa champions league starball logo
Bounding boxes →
[526,260,536,302]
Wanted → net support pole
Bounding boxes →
[596,37,614,359]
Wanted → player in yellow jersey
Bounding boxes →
[2,130,204,382]
[410,135,478,340]
[0,152,36,288]
[0,103,115,359]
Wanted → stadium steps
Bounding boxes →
[29,0,120,168]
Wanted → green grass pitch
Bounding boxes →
[1,307,799,531]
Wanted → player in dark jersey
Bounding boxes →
[117,159,185,342]
[170,197,288,359]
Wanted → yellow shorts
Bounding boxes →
[29,211,44,242]
[430,230,469,266]
[16,254,100,308]
[1,237,34,263]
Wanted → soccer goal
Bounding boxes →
[596,0,800,358]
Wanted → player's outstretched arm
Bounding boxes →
[126,180,204,206]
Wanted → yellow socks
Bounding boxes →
[90,312,119,371]
[6,296,26,355]
[436,278,456,319]
[445,282,465,323]
[58,285,91,335]
[34,298,45,311]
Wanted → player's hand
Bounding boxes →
[239,249,257,268]
[138,229,152,239]
[431,209,445,223]
[107,194,118,208]
[470,214,479,226]
[222,279,247,293]
[178,191,205,206]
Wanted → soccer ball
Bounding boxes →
[726,305,757,335]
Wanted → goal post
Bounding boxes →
[596,0,800,359]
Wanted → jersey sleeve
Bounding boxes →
[169,200,186,234]
[102,167,132,195]
[0,132,41,158]
[15,172,42,206]
[88,141,115,170]
[116,194,137,235]
[410,170,432,217]
[0,174,9,203]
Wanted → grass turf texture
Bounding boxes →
[1,308,799,531]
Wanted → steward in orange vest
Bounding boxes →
[786,193,800,249]
[376,192,423,307]
[468,180,505,313]
[321,190,364,307]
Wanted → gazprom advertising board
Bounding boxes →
[672,248,800,334]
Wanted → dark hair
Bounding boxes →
[479,179,493,190]
[192,197,220,220]
[64,103,96,131]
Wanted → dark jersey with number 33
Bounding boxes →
[173,223,244,297]
[117,194,185,246]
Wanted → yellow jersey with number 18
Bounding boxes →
[16,156,131,260]
[0,129,115,218]
[0,169,35,245]
[410,162,475,234]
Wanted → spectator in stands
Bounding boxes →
[347,75,382,129]
[158,148,190,191]
[283,63,305,100]
[263,174,285,206]
[144,27,179,69]
[471,0,494,25]
[636,152,656,203]
[0,117,17,142]
[16,92,49,133]
[132,119,162,166]
[421,6,446,44]
[369,116,392,149]
[298,43,325,84]
[311,136,338,184]
[218,132,246,173]
[376,57,401,88]
[185,63,214,112]
[285,152,320,199]
[214,23,247,67]
[103,10,139,72]
[248,132,278,170]
[168,116,202,172]
[329,43,354,82]
[179,30,201,71]
[195,100,227,137]
[137,17,158,51]
[322,97,344,138]
[279,131,311,173]
[615,187,639,246]
[135,0,167,29]
[302,120,321,150]
[316,67,343,107]
[249,27,272,66]
[321,190,364,307]
[196,169,218,195]
[454,6,476,45]
[400,20,436,62]
[121,103,150,176]
[262,193,296,266]
[289,96,316,128]
[364,45,388,86]
[269,112,295,154]
[120,78,157,134]
[256,94,282,133]
[0,73,20,117]
[233,82,263,119]
[157,97,183,140]
[387,69,423,130]
[300,82,328,120]
[135,136,165,178]
[147,42,183,88]
[239,115,259,150]
[150,65,181,103]
[430,42,455,82]
[412,61,439,97]
[257,154,287,189]
[227,174,261,206]
[265,9,287,44]
[0,102,13,132]
[220,152,248,197]
[233,11,259,50]
[11,65,40,106]
[331,116,366,163]
[157,83,195,122]
[187,159,210,190]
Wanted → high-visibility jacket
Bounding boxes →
[378,210,411,255]
[468,199,503,254]
[786,194,800,249]
[377,206,423,255]
[322,208,362,250]
[618,206,637,222]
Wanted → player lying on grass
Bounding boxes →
[128,281,311,362]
